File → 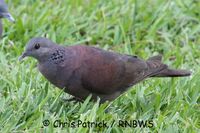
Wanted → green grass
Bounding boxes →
[0,0,200,132]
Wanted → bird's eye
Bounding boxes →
[34,43,40,49]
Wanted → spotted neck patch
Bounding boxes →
[50,49,65,64]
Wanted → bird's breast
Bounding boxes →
[38,62,65,88]
[37,57,79,89]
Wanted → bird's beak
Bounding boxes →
[18,52,27,61]
[2,13,15,23]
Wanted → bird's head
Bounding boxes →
[0,0,15,22]
[19,37,56,62]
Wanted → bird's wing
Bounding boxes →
[78,46,165,95]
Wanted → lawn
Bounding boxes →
[0,0,199,132]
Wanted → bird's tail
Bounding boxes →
[146,55,191,77]
[152,68,191,77]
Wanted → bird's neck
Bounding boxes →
[37,55,49,64]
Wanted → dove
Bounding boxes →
[19,37,191,103]
[0,0,15,37]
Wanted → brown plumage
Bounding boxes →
[19,37,191,103]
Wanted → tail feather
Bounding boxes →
[152,69,191,77]
[147,55,191,77]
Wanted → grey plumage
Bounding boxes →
[0,0,14,37]
[19,37,191,103]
